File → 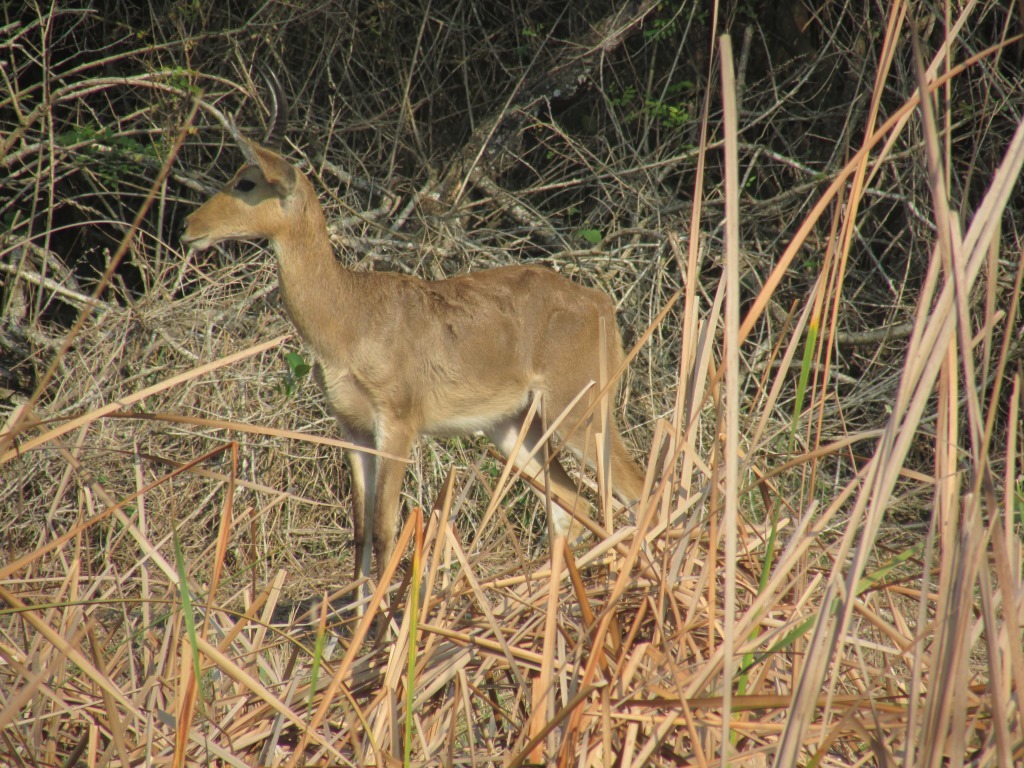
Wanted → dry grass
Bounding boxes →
[2,1,1023,765]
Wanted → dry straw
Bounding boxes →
[1,2,1022,766]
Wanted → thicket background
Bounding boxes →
[1,1,1022,766]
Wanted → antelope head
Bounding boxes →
[181,71,305,252]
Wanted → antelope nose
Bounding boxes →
[179,225,197,252]
[180,216,195,244]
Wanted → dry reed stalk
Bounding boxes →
[3,2,1023,766]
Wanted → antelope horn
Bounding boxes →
[260,69,288,148]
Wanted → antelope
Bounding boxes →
[181,74,645,594]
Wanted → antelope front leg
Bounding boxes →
[331,413,376,584]
[370,423,416,583]
[345,445,375,582]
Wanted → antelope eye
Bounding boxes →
[234,178,256,192]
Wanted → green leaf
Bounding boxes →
[284,351,311,378]
[173,526,205,716]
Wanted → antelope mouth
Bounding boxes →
[180,228,214,251]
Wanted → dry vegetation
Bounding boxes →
[2,0,1023,765]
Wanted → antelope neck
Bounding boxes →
[270,204,364,363]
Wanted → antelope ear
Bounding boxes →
[248,139,298,196]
